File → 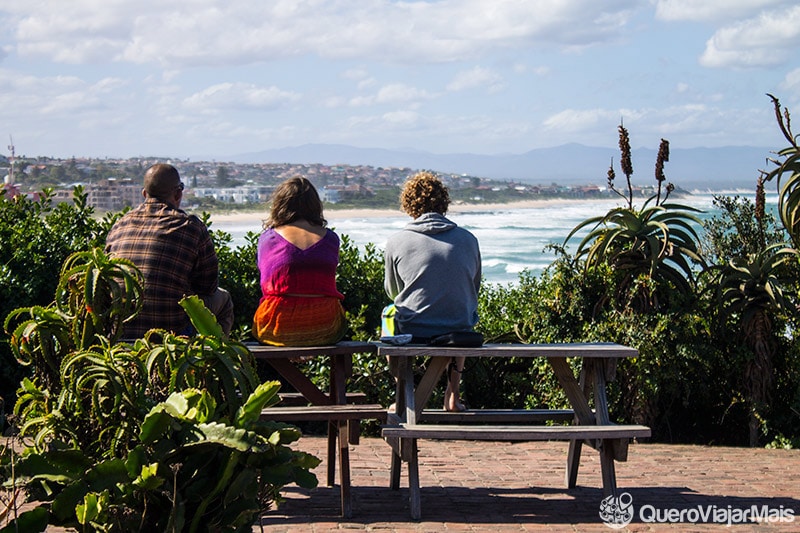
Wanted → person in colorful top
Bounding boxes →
[252,176,347,346]
[384,171,482,412]
[105,163,234,338]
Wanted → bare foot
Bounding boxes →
[444,384,467,412]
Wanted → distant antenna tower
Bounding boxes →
[7,134,15,185]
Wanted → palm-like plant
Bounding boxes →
[712,243,798,446]
[566,124,705,312]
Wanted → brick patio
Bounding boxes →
[257,436,800,532]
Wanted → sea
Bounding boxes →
[211,190,773,286]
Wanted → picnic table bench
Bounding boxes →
[377,342,651,520]
[246,341,386,518]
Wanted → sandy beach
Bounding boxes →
[206,197,611,223]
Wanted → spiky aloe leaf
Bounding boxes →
[235,380,282,428]
[179,295,224,338]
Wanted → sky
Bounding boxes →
[1,0,800,161]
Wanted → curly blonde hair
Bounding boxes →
[400,171,450,219]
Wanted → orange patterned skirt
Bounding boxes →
[252,295,347,346]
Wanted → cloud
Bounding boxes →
[654,0,790,22]
[542,108,626,133]
[348,83,435,107]
[447,67,504,93]
[0,69,122,116]
[699,5,800,68]
[542,103,773,148]
[5,0,642,67]
[779,68,800,92]
[182,82,300,112]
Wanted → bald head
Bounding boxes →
[144,164,183,202]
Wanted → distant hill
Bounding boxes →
[228,143,773,190]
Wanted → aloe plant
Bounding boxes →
[1,247,319,531]
[711,243,798,446]
[566,124,705,312]
[4,248,144,394]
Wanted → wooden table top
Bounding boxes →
[376,342,637,359]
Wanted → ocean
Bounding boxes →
[211,191,770,286]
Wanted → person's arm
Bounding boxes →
[384,246,402,299]
[474,246,482,293]
[192,225,219,296]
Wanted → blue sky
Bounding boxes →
[1,0,799,160]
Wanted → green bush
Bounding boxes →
[0,187,110,416]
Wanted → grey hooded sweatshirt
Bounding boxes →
[384,212,481,338]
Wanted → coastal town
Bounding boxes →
[1,152,670,212]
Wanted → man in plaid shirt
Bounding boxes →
[105,163,234,338]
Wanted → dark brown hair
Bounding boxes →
[267,176,326,228]
[400,171,450,219]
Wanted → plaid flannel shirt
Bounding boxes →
[105,198,219,338]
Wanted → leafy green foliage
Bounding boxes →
[701,195,785,264]
[1,252,318,531]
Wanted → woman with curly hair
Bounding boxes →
[384,171,482,411]
[252,176,347,346]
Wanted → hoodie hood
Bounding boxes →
[405,212,457,235]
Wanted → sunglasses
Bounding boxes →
[177,182,185,191]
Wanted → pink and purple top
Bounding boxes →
[257,227,344,300]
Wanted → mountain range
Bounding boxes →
[228,143,775,190]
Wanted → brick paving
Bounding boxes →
[256,437,800,532]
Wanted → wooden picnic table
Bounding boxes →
[377,342,651,520]
[246,341,386,518]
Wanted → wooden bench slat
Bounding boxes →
[247,340,377,359]
[381,423,651,441]
[278,392,368,406]
[261,404,388,422]
[420,408,575,423]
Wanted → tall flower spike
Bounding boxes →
[607,159,616,189]
[618,123,633,178]
[755,173,766,223]
[655,139,669,183]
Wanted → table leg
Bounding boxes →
[387,356,408,487]
[403,358,417,425]
[566,359,593,488]
[408,438,421,520]
[566,439,583,488]
[330,354,353,516]
[549,357,594,423]
[551,357,606,490]
[326,421,337,487]
[338,420,353,518]
[390,449,401,490]
[599,439,618,497]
